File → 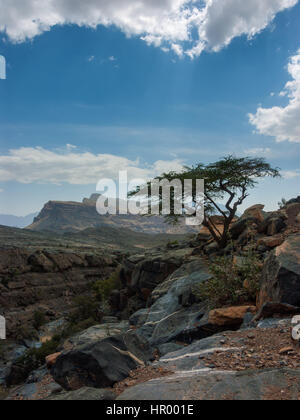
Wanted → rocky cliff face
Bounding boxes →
[28,196,196,234]
[0,248,117,338]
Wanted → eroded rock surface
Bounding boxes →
[259,235,300,307]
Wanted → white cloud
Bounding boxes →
[88,55,95,62]
[171,43,184,58]
[282,169,300,179]
[249,49,300,143]
[0,0,297,58]
[0,146,184,185]
[0,188,3,193]
[244,147,272,156]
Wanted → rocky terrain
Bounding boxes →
[1,196,300,400]
[0,247,118,339]
[0,224,191,254]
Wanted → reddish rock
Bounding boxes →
[46,352,62,368]
[258,236,285,249]
[208,306,257,327]
[279,347,294,355]
[244,204,265,223]
[285,203,300,226]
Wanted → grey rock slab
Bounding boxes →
[47,387,116,400]
[117,368,300,400]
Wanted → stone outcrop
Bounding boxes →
[258,235,300,307]
[0,247,116,338]
[117,324,300,400]
[61,321,130,351]
[51,331,153,390]
[27,197,195,234]
[133,259,212,345]
[208,306,257,327]
[117,368,300,400]
[112,248,192,318]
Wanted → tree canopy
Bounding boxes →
[129,155,281,248]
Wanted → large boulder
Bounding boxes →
[51,331,153,390]
[257,236,285,249]
[287,196,300,205]
[115,248,191,317]
[258,235,300,307]
[243,204,266,223]
[123,249,190,295]
[229,217,258,240]
[61,321,130,351]
[134,259,211,346]
[208,306,257,327]
[257,213,287,236]
[134,260,256,346]
[254,302,300,322]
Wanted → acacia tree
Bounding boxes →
[130,156,280,249]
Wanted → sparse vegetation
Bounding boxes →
[68,295,102,325]
[278,198,287,209]
[13,336,61,382]
[33,310,47,330]
[195,249,261,308]
[166,240,179,248]
[14,325,39,341]
[93,268,121,303]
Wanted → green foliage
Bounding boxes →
[68,295,102,325]
[33,310,47,330]
[167,240,179,248]
[129,155,281,249]
[14,325,39,341]
[15,336,61,380]
[278,198,287,209]
[195,250,261,308]
[93,268,121,302]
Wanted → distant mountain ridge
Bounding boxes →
[27,194,196,234]
[0,212,38,228]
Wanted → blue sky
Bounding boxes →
[0,0,300,216]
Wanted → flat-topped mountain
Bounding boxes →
[27,195,195,234]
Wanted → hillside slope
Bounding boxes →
[27,195,195,234]
[0,224,192,254]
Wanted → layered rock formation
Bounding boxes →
[0,247,117,338]
[28,195,196,234]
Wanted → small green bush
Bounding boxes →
[278,198,287,209]
[33,310,47,330]
[194,250,261,308]
[167,240,179,248]
[68,295,101,325]
[14,336,61,381]
[93,268,121,302]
